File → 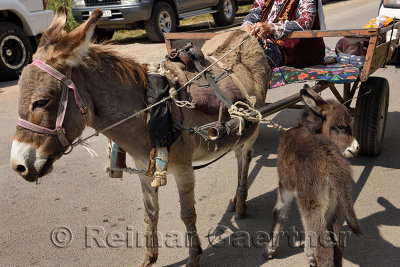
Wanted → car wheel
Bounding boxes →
[92,27,114,43]
[145,2,177,43]
[0,22,32,80]
[213,0,236,26]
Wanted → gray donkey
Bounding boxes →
[266,86,361,267]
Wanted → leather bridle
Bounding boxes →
[17,59,88,147]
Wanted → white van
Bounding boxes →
[379,0,400,64]
[0,0,53,80]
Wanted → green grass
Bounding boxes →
[45,1,252,39]
[113,4,252,41]
[46,0,79,32]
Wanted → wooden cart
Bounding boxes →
[164,22,400,156]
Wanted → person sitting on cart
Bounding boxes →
[241,0,326,68]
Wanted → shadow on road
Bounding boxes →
[0,77,18,84]
[0,79,18,89]
[343,197,400,267]
[167,110,400,266]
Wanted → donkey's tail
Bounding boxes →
[335,178,361,236]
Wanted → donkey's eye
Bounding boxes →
[32,99,49,110]
[337,125,347,131]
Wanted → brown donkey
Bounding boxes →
[9,6,270,267]
[266,87,361,266]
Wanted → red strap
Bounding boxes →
[16,60,88,147]
[31,60,88,114]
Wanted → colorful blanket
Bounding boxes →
[270,64,360,88]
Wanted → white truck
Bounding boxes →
[0,0,53,80]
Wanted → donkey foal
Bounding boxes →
[266,86,361,266]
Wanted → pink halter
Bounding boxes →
[17,60,88,147]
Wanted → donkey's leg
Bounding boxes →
[332,211,344,267]
[265,187,293,259]
[135,158,160,267]
[226,146,243,213]
[233,127,259,220]
[300,208,334,267]
[171,166,202,267]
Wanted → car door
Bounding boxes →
[203,0,219,7]
[177,0,208,12]
[18,0,44,12]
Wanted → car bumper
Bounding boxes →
[72,4,152,30]
[379,5,400,18]
[26,10,54,36]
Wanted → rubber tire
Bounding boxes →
[213,0,236,26]
[145,2,177,43]
[92,27,114,43]
[0,22,32,80]
[353,77,389,156]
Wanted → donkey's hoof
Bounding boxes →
[186,252,202,267]
[138,260,154,267]
[308,256,317,267]
[264,246,276,260]
[234,211,246,220]
[226,199,236,212]
[138,254,157,267]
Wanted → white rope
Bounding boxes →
[80,139,98,158]
[260,119,292,131]
[105,166,146,175]
[228,101,262,135]
[169,87,195,108]
[228,101,292,133]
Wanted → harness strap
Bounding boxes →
[31,60,88,114]
[16,60,89,147]
[192,60,234,109]
[208,56,257,107]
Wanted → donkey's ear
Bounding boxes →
[54,9,103,66]
[300,85,327,114]
[38,5,68,48]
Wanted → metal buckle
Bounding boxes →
[56,127,70,147]
[62,77,72,86]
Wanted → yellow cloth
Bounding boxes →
[363,16,393,29]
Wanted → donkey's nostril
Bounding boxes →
[16,164,26,173]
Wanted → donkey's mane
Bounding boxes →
[86,44,147,88]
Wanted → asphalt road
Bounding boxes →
[1,0,399,266]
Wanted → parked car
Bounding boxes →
[0,0,53,80]
[379,0,400,64]
[379,0,400,36]
[72,0,238,42]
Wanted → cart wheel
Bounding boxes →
[354,77,389,156]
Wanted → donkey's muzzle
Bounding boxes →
[10,140,53,182]
[344,138,360,158]
[11,161,37,182]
